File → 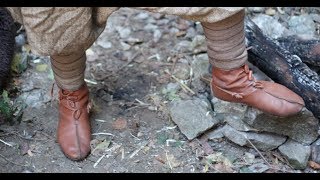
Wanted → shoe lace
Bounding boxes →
[214,64,264,99]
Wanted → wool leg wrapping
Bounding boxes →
[201,10,247,70]
[50,52,86,91]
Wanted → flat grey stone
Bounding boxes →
[169,98,220,140]
[278,139,311,170]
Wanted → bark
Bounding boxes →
[245,17,320,119]
[277,36,320,67]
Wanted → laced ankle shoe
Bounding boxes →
[57,83,92,161]
[211,64,305,117]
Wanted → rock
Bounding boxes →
[153,13,164,20]
[206,125,228,140]
[169,98,220,139]
[252,14,292,39]
[211,98,255,131]
[310,13,320,23]
[189,35,206,51]
[172,62,190,80]
[222,125,287,151]
[153,29,162,43]
[175,40,191,53]
[278,139,311,169]
[247,163,269,173]
[185,27,196,39]
[20,89,50,109]
[161,82,181,101]
[120,42,131,51]
[144,23,158,32]
[311,139,320,164]
[224,115,256,132]
[243,152,255,164]
[116,27,131,39]
[247,7,265,13]
[157,19,170,26]
[288,15,316,37]
[213,139,249,163]
[191,54,209,79]
[135,12,149,20]
[195,23,204,34]
[190,53,209,91]
[97,40,112,49]
[15,33,26,48]
[169,27,180,35]
[243,108,319,145]
[265,8,276,16]
[166,82,181,93]
[212,97,248,115]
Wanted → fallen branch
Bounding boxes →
[245,17,320,119]
[277,36,320,67]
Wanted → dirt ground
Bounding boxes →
[0,8,317,173]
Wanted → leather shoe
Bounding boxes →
[211,64,305,117]
[57,83,92,161]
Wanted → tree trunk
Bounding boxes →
[277,36,320,67]
[245,17,320,119]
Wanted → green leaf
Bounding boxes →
[36,64,48,72]
[157,132,169,144]
[91,139,111,156]
[11,53,28,74]
[0,90,13,121]
[2,90,9,102]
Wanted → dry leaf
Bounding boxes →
[309,161,320,170]
[155,156,166,164]
[214,162,234,173]
[27,149,33,157]
[206,152,233,167]
[203,163,209,173]
[165,154,181,168]
[91,139,111,156]
[112,117,127,130]
[36,64,48,72]
[90,139,100,150]
[23,44,32,53]
[176,31,186,37]
[20,143,29,156]
[265,8,276,16]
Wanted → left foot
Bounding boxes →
[57,83,92,161]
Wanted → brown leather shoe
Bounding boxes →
[211,64,305,117]
[57,83,92,161]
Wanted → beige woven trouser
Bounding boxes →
[6,7,245,90]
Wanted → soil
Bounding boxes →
[0,7,318,173]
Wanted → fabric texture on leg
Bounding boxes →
[50,52,86,91]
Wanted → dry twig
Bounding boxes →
[164,69,195,95]
[246,138,294,173]
[0,139,13,147]
[0,154,29,167]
